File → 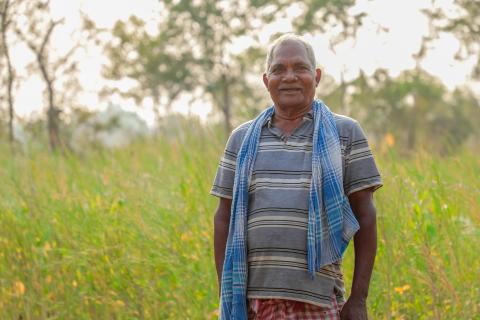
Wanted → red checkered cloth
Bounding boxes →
[247,295,344,320]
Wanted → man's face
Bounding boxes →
[263,41,321,110]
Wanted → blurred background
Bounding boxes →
[0,0,479,319]
[1,0,479,152]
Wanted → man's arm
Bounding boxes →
[214,197,232,295]
[341,188,377,320]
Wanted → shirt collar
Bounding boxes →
[263,108,314,128]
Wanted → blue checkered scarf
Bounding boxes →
[219,99,360,320]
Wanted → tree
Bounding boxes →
[423,0,480,78]
[292,0,365,44]
[103,1,271,133]
[322,68,478,152]
[104,0,364,133]
[0,0,19,145]
[102,15,196,125]
[14,0,93,151]
[14,1,65,150]
[317,0,480,153]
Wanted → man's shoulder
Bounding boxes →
[225,120,253,151]
[332,113,360,136]
[230,120,253,140]
[232,120,253,135]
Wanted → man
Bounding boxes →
[211,34,382,320]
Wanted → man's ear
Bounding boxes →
[315,68,322,86]
[262,73,269,90]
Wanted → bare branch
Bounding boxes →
[39,18,63,56]
[52,42,81,72]
[1,0,12,32]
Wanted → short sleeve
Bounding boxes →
[210,123,249,199]
[343,121,383,196]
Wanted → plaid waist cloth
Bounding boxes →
[247,295,344,320]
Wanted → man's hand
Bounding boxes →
[214,197,232,297]
[343,187,378,320]
[340,296,368,320]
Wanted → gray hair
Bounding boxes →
[265,34,316,73]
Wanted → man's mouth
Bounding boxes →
[279,88,302,93]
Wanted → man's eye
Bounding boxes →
[295,65,310,71]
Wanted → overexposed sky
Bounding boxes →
[9,0,477,125]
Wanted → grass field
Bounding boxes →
[0,126,479,319]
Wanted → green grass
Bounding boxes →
[0,127,478,319]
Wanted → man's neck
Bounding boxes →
[272,104,312,137]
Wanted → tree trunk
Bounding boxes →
[46,81,60,151]
[22,18,64,152]
[36,50,60,151]
[6,39,14,145]
[7,72,13,145]
[1,0,14,145]
[407,119,416,150]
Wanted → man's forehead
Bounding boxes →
[270,55,310,65]
[271,41,309,62]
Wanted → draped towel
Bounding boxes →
[219,99,360,320]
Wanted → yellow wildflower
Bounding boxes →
[394,284,411,295]
[384,133,395,147]
[114,300,125,308]
[13,281,26,296]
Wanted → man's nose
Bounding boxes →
[283,68,297,81]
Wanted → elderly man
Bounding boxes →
[211,34,382,320]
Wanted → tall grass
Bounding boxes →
[0,126,478,319]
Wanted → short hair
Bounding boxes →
[265,33,316,73]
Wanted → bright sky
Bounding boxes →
[9,0,478,126]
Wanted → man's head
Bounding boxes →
[265,34,317,73]
[263,34,321,110]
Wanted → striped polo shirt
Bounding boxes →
[211,110,382,307]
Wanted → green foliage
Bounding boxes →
[103,0,362,132]
[102,15,196,108]
[424,0,480,78]
[323,69,480,152]
[292,0,365,46]
[0,125,479,319]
